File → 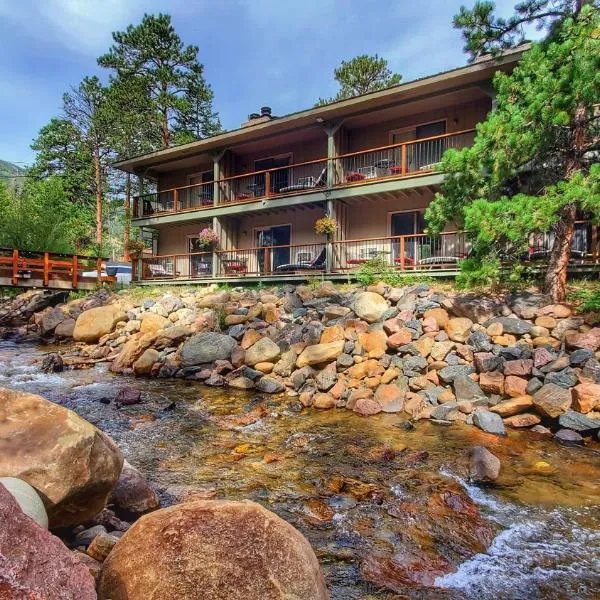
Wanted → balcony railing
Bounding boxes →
[133,131,475,218]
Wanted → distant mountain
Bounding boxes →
[0,159,25,187]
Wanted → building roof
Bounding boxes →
[114,45,528,174]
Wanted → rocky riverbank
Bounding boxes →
[19,281,600,445]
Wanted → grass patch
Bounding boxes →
[567,280,600,313]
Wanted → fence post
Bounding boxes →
[72,255,78,289]
[43,252,49,286]
[11,249,18,285]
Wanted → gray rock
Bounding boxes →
[551,317,584,339]
[336,353,354,369]
[244,337,281,366]
[74,524,107,548]
[472,411,506,436]
[256,376,285,394]
[582,358,600,383]
[450,294,504,324]
[509,291,551,320]
[315,363,337,391]
[554,428,584,446]
[454,375,486,402]
[499,346,523,360]
[304,322,324,345]
[468,446,501,482]
[486,317,532,335]
[402,355,427,376]
[569,349,593,366]
[228,324,247,340]
[179,332,236,366]
[431,402,459,420]
[0,477,48,528]
[557,410,600,433]
[40,307,67,336]
[438,365,475,383]
[467,331,493,353]
[41,353,63,374]
[272,349,298,378]
[526,377,543,395]
[544,368,578,389]
[204,373,225,386]
[474,352,505,373]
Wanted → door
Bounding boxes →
[188,171,214,208]
[391,211,426,264]
[392,120,446,172]
[188,235,212,277]
[254,156,291,195]
[255,225,291,273]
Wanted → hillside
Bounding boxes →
[0,159,25,187]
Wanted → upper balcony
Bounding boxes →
[132,129,475,220]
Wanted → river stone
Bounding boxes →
[431,402,459,420]
[472,410,506,436]
[557,410,600,433]
[297,340,344,367]
[73,304,127,343]
[572,383,600,413]
[533,383,572,418]
[486,317,532,336]
[228,376,255,390]
[0,387,123,528]
[374,384,405,413]
[97,499,328,600]
[315,362,337,391]
[40,306,67,335]
[0,483,97,599]
[244,337,281,366]
[453,375,485,402]
[110,461,160,518]
[255,376,285,394]
[140,312,170,333]
[554,428,584,446]
[0,476,48,528]
[490,395,533,417]
[41,352,64,373]
[503,413,541,428]
[468,446,501,482]
[180,332,236,366]
[133,348,160,375]
[353,292,388,323]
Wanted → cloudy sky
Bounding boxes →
[0,0,519,166]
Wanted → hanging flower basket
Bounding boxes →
[314,216,337,236]
[198,227,220,250]
[126,239,146,259]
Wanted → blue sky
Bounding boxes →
[0,0,519,166]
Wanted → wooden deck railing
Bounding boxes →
[133,131,475,218]
[136,222,600,282]
[0,248,115,289]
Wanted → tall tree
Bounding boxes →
[63,76,114,245]
[316,54,401,106]
[426,1,600,301]
[98,13,221,149]
[30,118,95,206]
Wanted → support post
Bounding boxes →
[322,119,345,188]
[43,252,49,287]
[96,257,102,281]
[401,145,407,176]
[211,149,226,206]
[212,216,220,278]
[11,249,18,285]
[400,237,405,270]
[136,174,145,217]
[173,188,179,213]
[265,171,271,198]
[72,255,78,289]
[592,224,598,262]
[137,257,143,282]
[326,198,334,273]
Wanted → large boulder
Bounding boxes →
[98,499,329,600]
[109,461,160,518]
[353,292,388,323]
[73,304,127,343]
[244,337,281,366]
[0,483,97,599]
[0,388,123,528]
[179,332,236,366]
[486,316,532,336]
[472,411,506,436]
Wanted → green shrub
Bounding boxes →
[355,254,433,287]
[569,283,600,313]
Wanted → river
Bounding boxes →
[1,339,599,599]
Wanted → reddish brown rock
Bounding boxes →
[479,371,505,395]
[353,397,382,416]
[533,383,573,418]
[320,324,345,344]
[313,393,336,409]
[423,307,449,329]
[386,328,413,349]
[359,330,388,358]
[0,483,97,599]
[347,359,384,380]
[503,359,533,377]
[538,304,571,318]
[533,347,555,368]
[374,384,405,413]
[504,375,529,398]
[571,383,600,413]
[566,328,600,351]
[503,413,542,428]
[97,499,328,600]
[110,460,160,518]
[490,395,533,417]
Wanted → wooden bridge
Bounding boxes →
[0,248,116,291]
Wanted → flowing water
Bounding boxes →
[1,339,599,599]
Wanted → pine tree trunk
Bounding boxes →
[93,146,103,245]
[543,103,588,303]
[544,204,576,303]
[161,107,170,149]
[123,173,131,261]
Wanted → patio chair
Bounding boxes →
[278,167,327,193]
[275,248,326,273]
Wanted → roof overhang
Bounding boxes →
[114,45,528,175]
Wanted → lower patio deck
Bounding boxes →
[135,227,600,284]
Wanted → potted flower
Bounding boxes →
[126,239,146,259]
[198,227,220,250]
[314,216,337,237]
